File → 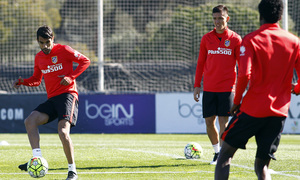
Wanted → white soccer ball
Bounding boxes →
[27,157,48,178]
[184,142,203,159]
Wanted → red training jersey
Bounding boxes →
[194,28,242,92]
[21,44,90,99]
[235,23,300,117]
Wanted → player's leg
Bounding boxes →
[216,112,258,179]
[205,115,221,164]
[254,116,286,180]
[19,102,52,171]
[218,116,229,146]
[25,111,49,149]
[58,120,77,180]
[216,92,233,146]
[254,158,271,180]
[55,93,78,180]
[214,141,237,180]
[205,115,219,145]
[58,119,78,180]
[202,91,220,164]
[205,115,218,144]
[58,119,74,164]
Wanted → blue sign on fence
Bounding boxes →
[72,94,156,133]
[0,94,55,133]
[0,94,155,133]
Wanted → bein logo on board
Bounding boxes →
[178,100,204,125]
[85,100,134,126]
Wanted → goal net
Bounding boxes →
[0,0,298,94]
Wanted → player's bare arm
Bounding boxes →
[193,87,201,102]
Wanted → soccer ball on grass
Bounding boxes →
[184,142,203,159]
[27,157,48,178]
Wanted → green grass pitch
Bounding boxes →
[0,134,299,180]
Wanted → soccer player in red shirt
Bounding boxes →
[215,0,300,179]
[193,5,241,165]
[13,25,90,180]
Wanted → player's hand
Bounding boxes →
[291,83,300,95]
[13,76,24,89]
[230,103,240,116]
[58,75,72,86]
[193,87,201,102]
[291,83,295,93]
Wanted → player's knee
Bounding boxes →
[219,116,229,124]
[24,116,37,127]
[58,127,70,141]
[205,118,216,127]
[24,118,30,127]
[58,128,66,136]
[24,111,48,127]
[206,123,214,129]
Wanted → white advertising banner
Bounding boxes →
[283,94,300,134]
[156,93,208,133]
[156,93,300,134]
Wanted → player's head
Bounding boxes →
[36,25,54,55]
[212,5,230,34]
[258,0,283,24]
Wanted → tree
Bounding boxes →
[126,4,260,62]
[56,0,98,53]
[0,0,61,57]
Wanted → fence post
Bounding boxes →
[98,0,104,92]
[282,0,288,31]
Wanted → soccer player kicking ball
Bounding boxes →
[193,5,241,165]
[215,0,300,179]
[13,25,90,180]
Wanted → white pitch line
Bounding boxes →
[115,147,300,179]
[268,169,300,179]
[0,171,212,175]
[1,148,299,178]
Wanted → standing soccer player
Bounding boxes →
[193,5,241,165]
[215,0,300,179]
[13,25,90,180]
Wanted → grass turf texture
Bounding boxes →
[0,134,299,180]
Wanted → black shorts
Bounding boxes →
[34,93,79,127]
[221,112,286,160]
[202,91,233,118]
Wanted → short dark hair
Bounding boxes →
[212,5,228,15]
[258,0,283,23]
[36,25,53,39]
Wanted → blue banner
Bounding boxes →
[0,94,58,133]
[72,94,156,133]
[0,94,155,133]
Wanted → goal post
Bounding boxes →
[98,0,104,92]
[282,0,288,31]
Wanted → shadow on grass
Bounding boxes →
[49,158,209,171]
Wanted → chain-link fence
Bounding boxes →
[0,0,299,94]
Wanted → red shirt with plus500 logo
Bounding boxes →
[194,28,242,92]
[21,44,90,99]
